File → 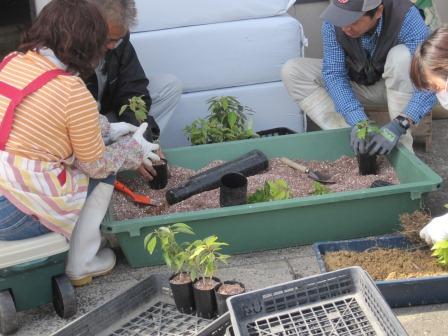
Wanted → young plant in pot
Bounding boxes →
[144,223,196,314]
[184,96,259,145]
[353,120,380,175]
[120,96,168,189]
[188,235,230,319]
[215,280,245,316]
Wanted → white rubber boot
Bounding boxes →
[387,89,414,153]
[299,88,349,130]
[66,182,116,286]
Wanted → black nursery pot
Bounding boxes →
[219,173,248,207]
[357,153,378,175]
[193,277,221,319]
[169,273,195,314]
[149,158,168,190]
[215,281,246,316]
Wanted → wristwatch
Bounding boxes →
[395,115,411,130]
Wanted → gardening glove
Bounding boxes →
[367,119,406,156]
[132,123,160,162]
[108,122,138,142]
[420,213,448,245]
[350,121,371,155]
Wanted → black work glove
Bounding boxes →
[367,119,407,156]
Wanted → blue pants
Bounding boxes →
[0,176,115,241]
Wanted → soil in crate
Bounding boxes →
[324,210,448,281]
[113,156,398,221]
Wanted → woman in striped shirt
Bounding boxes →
[0,0,160,286]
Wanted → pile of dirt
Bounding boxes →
[324,248,448,281]
[112,156,398,221]
[400,210,432,244]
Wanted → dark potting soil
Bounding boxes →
[194,279,220,291]
[217,283,244,296]
[112,156,398,221]
[170,273,192,285]
[324,247,448,281]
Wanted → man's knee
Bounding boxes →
[281,58,319,84]
[162,74,183,99]
[385,44,411,75]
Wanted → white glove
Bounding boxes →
[132,123,160,162]
[109,122,138,142]
[419,213,448,245]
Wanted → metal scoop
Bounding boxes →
[280,157,335,184]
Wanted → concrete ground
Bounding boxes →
[11,120,448,336]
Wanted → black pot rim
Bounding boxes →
[169,272,192,283]
[215,281,246,295]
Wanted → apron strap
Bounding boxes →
[0,68,67,150]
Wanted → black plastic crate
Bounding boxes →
[313,234,448,308]
[227,267,407,336]
[256,127,296,137]
[53,274,230,336]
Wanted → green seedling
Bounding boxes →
[432,240,448,267]
[312,181,331,196]
[355,120,380,141]
[188,235,230,287]
[119,95,148,124]
[184,96,258,145]
[144,223,194,277]
[247,179,292,204]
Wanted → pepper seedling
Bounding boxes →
[432,240,448,267]
[247,179,292,204]
[119,95,148,124]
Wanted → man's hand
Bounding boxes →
[367,119,406,156]
[350,121,376,155]
[138,158,157,181]
[109,122,138,142]
[420,213,448,245]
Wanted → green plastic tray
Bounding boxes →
[102,129,442,267]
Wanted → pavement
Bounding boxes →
[11,120,448,335]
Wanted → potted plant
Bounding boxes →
[120,96,168,189]
[354,120,380,175]
[144,223,196,314]
[188,235,230,319]
[184,96,259,145]
[215,280,245,316]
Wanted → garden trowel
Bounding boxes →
[280,157,335,184]
[114,180,161,206]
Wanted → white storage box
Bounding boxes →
[132,0,296,32]
[132,15,304,93]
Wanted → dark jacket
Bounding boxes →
[335,0,413,86]
[85,32,160,140]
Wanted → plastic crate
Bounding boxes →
[256,127,297,137]
[227,267,407,336]
[102,128,442,267]
[53,273,230,336]
[313,234,448,308]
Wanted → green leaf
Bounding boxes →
[171,223,195,235]
[227,111,237,128]
[145,236,157,254]
[118,104,128,116]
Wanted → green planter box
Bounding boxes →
[102,129,442,267]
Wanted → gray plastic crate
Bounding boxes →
[227,267,407,336]
[52,273,230,336]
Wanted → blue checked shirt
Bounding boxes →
[322,6,437,126]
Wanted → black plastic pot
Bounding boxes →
[166,150,269,205]
[169,273,195,314]
[193,277,221,319]
[220,173,247,207]
[357,153,378,175]
[215,281,245,316]
[149,158,168,190]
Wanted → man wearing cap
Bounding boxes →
[282,0,436,155]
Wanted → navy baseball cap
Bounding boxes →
[321,0,382,27]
